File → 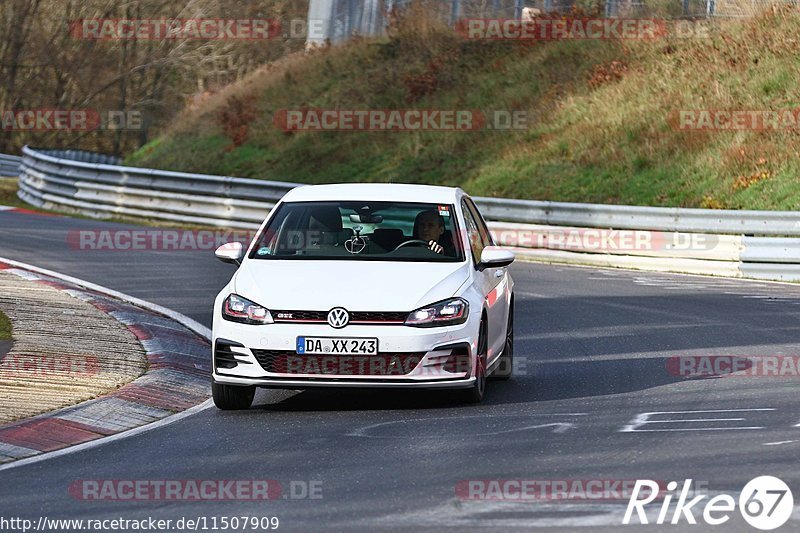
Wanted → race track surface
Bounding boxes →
[1,209,799,531]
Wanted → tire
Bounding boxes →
[490,299,514,381]
[460,318,487,404]
[212,381,255,410]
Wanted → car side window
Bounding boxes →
[461,199,484,265]
[464,197,494,247]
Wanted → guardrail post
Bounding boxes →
[306,0,335,47]
[514,0,524,19]
[706,0,715,16]
[450,0,461,26]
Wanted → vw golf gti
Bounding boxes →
[211,183,515,409]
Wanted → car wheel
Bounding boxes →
[460,318,487,404]
[212,381,255,410]
[490,299,514,381]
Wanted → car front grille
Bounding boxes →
[251,349,424,376]
[271,310,407,325]
[215,340,249,370]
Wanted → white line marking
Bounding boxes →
[620,408,775,433]
[348,414,587,438]
[763,441,797,446]
[623,427,765,432]
[0,256,214,471]
[0,206,15,211]
[516,291,550,298]
[645,418,750,423]
[367,500,624,527]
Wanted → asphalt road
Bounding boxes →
[1,208,799,532]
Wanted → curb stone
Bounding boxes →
[0,262,210,463]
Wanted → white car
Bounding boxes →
[211,183,515,409]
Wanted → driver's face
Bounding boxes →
[417,213,444,241]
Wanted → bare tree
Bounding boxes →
[0,0,307,155]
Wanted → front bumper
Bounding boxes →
[212,321,477,389]
[213,374,476,389]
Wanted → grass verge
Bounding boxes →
[126,5,800,210]
[0,310,11,341]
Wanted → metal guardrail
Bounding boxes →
[0,154,21,177]
[16,145,800,281]
[37,149,121,166]
[19,146,294,229]
[476,197,800,237]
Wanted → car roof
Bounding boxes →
[280,183,464,204]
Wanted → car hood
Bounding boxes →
[234,260,470,311]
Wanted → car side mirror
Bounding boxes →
[478,246,515,271]
[215,242,244,266]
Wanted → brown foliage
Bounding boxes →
[403,60,442,103]
[587,61,629,89]
[217,94,257,149]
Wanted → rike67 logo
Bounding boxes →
[624,477,793,530]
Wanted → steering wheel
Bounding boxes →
[393,239,430,251]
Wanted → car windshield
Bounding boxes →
[249,201,464,262]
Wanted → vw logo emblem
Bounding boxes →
[327,307,350,329]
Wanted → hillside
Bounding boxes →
[127,6,800,210]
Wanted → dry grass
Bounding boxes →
[0,310,10,341]
[0,179,27,210]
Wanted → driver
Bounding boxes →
[413,209,451,255]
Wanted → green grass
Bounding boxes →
[0,179,28,210]
[0,310,11,341]
[124,7,800,210]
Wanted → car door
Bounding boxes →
[461,198,508,364]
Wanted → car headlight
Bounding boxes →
[222,294,274,325]
[405,298,468,327]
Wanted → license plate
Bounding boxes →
[296,337,378,356]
